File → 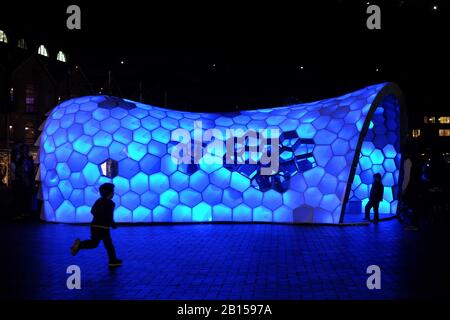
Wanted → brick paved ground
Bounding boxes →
[0,218,449,300]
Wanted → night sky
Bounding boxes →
[1,1,449,121]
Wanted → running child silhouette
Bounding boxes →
[71,183,123,267]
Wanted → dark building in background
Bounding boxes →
[410,115,450,152]
[0,28,92,185]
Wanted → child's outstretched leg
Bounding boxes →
[102,230,122,267]
[102,230,117,261]
[71,239,81,256]
[71,227,102,256]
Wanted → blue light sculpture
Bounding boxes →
[39,83,406,224]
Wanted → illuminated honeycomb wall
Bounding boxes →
[39,83,405,224]
[348,95,402,216]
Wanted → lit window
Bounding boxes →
[17,38,27,49]
[424,116,437,124]
[412,129,421,138]
[8,125,14,142]
[38,45,49,57]
[438,116,450,124]
[24,122,35,144]
[56,51,67,62]
[25,83,35,113]
[0,30,8,43]
[439,129,450,137]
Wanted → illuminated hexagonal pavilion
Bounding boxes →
[39,83,406,224]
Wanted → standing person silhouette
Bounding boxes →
[402,151,422,231]
[364,173,384,223]
[70,183,123,267]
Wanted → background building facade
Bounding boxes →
[0,28,92,185]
